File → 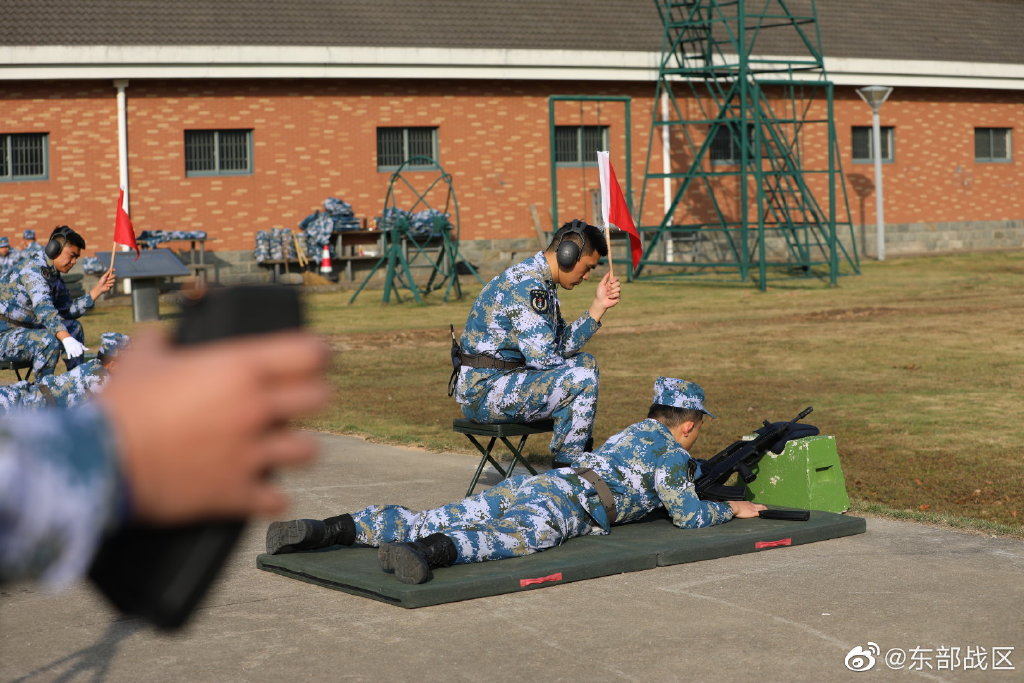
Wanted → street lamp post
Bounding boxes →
[856,86,893,261]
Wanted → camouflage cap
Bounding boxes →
[0,237,8,248]
[99,332,131,359]
[23,229,35,239]
[652,377,716,418]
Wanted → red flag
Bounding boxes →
[114,188,140,259]
[598,152,643,270]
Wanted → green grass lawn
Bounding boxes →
[76,251,1024,535]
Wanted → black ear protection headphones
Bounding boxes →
[45,226,74,261]
[555,219,589,270]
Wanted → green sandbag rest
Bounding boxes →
[257,510,866,608]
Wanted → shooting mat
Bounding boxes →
[257,509,865,608]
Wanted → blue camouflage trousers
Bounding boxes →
[0,327,63,378]
[350,471,599,564]
[461,352,598,461]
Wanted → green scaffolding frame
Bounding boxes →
[349,156,481,304]
[635,0,859,289]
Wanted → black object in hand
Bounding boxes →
[758,508,811,522]
[88,286,304,629]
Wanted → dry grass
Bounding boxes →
[66,252,1024,534]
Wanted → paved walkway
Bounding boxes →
[2,433,1021,681]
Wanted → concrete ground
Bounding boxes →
[1,433,1021,682]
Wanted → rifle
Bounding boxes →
[694,406,814,502]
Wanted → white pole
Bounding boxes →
[114,79,132,293]
[871,108,886,261]
[661,92,673,262]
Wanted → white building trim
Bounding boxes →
[1,45,1023,90]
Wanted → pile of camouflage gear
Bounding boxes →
[299,197,362,261]
[254,228,302,264]
[79,257,106,275]
[375,208,452,238]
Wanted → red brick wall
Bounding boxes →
[1,78,1021,254]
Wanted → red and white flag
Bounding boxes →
[597,151,643,270]
[114,187,140,259]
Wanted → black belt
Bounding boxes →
[0,314,40,330]
[574,467,618,525]
[460,353,526,371]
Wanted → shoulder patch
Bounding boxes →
[529,289,549,313]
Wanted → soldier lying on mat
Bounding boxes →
[266,377,766,585]
[0,332,129,412]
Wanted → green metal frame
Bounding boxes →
[349,156,481,304]
[547,96,635,277]
[635,0,858,290]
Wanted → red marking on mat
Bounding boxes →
[519,572,563,587]
[755,538,793,549]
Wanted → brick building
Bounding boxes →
[1,0,1022,281]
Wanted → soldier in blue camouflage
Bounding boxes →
[452,220,621,465]
[0,237,20,275]
[0,332,130,412]
[266,378,766,584]
[0,327,330,589]
[18,229,45,266]
[0,226,116,377]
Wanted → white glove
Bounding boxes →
[61,336,87,359]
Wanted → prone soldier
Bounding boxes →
[0,332,130,412]
[0,226,116,377]
[451,220,621,466]
[266,377,766,584]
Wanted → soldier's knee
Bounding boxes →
[573,352,598,371]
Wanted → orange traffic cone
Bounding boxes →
[319,244,333,275]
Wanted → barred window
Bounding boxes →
[709,123,770,164]
[852,126,894,163]
[0,133,48,181]
[377,127,438,170]
[554,125,608,165]
[184,129,252,176]
[974,127,1011,162]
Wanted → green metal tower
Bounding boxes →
[636,0,858,289]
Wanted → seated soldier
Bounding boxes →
[0,332,129,412]
[266,377,766,584]
[451,220,621,466]
[0,226,116,377]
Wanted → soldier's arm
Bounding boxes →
[21,268,70,336]
[0,405,124,587]
[656,462,735,528]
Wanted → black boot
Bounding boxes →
[265,514,355,555]
[377,533,457,584]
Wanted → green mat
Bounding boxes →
[257,510,865,608]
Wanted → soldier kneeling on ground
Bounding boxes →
[266,377,766,584]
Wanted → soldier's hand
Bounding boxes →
[98,329,330,524]
[90,268,116,300]
[727,500,768,518]
[592,270,621,314]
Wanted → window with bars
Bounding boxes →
[376,127,438,170]
[0,133,48,181]
[554,126,607,165]
[974,127,1012,162]
[184,129,253,176]
[852,126,894,163]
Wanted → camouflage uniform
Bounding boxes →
[455,251,600,461]
[0,333,129,412]
[0,404,124,587]
[349,379,733,565]
[0,238,20,276]
[0,258,95,376]
[18,242,45,266]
